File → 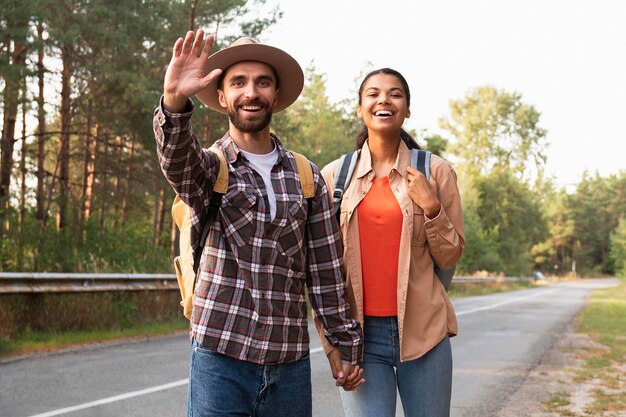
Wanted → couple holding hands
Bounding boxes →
[154,29,464,417]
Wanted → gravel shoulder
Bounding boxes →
[497,324,620,417]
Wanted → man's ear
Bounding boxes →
[218,90,227,109]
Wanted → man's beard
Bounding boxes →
[228,99,273,133]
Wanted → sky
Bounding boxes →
[257,0,626,188]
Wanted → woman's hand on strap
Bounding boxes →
[406,166,441,218]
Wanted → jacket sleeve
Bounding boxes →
[423,158,465,269]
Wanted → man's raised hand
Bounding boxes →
[163,29,222,112]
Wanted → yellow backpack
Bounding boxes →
[171,147,315,319]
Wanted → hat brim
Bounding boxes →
[195,43,304,114]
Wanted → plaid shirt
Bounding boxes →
[154,99,362,365]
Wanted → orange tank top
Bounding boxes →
[358,176,402,316]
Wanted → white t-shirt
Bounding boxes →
[239,146,279,220]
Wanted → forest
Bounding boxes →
[1,0,625,278]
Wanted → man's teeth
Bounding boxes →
[241,106,262,111]
[375,110,393,116]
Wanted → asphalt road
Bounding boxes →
[0,278,617,417]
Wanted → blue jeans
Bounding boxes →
[340,316,452,417]
[188,339,312,417]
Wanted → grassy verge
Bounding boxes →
[448,279,536,297]
[542,277,626,416]
[0,319,188,361]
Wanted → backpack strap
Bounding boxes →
[291,151,315,199]
[410,148,432,180]
[332,151,359,219]
[194,146,227,274]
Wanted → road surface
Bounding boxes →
[0,278,616,417]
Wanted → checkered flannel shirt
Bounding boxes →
[154,99,362,365]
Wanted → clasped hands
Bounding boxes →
[326,349,365,391]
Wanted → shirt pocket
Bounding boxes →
[412,204,427,246]
[277,198,307,270]
[220,187,258,247]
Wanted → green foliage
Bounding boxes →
[440,85,547,181]
[610,218,626,278]
[474,169,548,276]
[457,203,503,274]
[273,64,359,168]
[568,172,626,275]
[1,208,171,273]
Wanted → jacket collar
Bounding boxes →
[355,139,412,179]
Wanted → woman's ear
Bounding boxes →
[357,106,363,119]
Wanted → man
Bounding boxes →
[153,30,363,417]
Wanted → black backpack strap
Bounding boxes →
[193,190,223,274]
[332,151,359,220]
[193,147,228,275]
[411,148,432,180]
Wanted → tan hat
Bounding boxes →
[196,37,304,114]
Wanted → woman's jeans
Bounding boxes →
[187,338,312,417]
[340,316,452,417]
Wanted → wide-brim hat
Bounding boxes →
[196,37,304,114]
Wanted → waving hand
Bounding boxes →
[163,29,222,112]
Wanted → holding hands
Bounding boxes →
[406,166,441,219]
[326,349,365,391]
[163,29,222,113]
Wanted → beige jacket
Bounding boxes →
[315,140,465,361]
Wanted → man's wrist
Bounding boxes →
[163,92,189,113]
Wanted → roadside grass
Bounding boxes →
[543,391,576,416]
[542,277,626,416]
[448,279,535,297]
[0,319,188,361]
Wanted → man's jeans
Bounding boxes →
[340,316,452,417]
[187,339,312,417]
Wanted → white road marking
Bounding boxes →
[456,287,558,316]
[27,379,188,417]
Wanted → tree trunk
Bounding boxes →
[57,47,73,231]
[203,113,213,147]
[98,131,110,234]
[17,81,28,270]
[19,82,27,226]
[189,0,199,31]
[36,21,47,221]
[171,214,179,260]
[153,184,162,247]
[0,35,28,233]
[79,102,97,241]
[121,135,135,226]
[112,135,126,228]
[157,187,168,243]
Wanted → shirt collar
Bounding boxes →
[216,132,290,167]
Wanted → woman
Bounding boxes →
[316,68,465,417]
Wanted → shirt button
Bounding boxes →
[257,323,263,328]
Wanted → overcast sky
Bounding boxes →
[258,0,626,188]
